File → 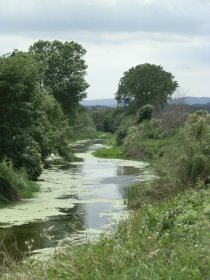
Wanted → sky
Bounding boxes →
[0,0,209,100]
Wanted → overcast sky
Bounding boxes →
[0,0,209,99]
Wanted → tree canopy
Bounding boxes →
[0,40,89,179]
[0,49,75,179]
[29,40,89,119]
[115,63,178,112]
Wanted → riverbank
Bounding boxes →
[0,160,40,207]
[2,112,210,279]
[0,141,151,277]
[2,186,209,279]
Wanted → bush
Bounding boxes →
[116,128,127,146]
[93,147,122,159]
[136,104,154,123]
[0,175,20,201]
[18,142,43,180]
[138,119,166,139]
[0,159,40,203]
[158,112,210,188]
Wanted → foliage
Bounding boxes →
[91,108,126,133]
[71,109,99,139]
[93,147,123,159]
[136,104,154,123]
[116,128,128,146]
[0,50,77,179]
[0,159,40,203]
[3,188,210,279]
[115,63,178,112]
[137,119,166,139]
[16,140,43,180]
[0,52,44,179]
[158,112,210,188]
[121,119,176,160]
[29,40,89,118]
[32,90,71,159]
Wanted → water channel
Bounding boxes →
[0,140,150,261]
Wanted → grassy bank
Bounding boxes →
[0,160,40,206]
[2,186,209,280]
[93,132,178,162]
[93,146,123,159]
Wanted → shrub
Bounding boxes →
[116,128,127,146]
[0,159,40,203]
[137,119,166,139]
[158,112,210,188]
[18,143,43,180]
[93,147,122,159]
[0,175,20,201]
[136,104,154,123]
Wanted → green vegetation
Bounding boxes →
[2,110,210,279]
[115,63,178,112]
[136,104,154,123]
[0,160,39,206]
[1,47,209,279]
[29,40,88,118]
[71,109,99,140]
[0,40,91,202]
[93,147,123,159]
[2,187,209,279]
[91,107,127,133]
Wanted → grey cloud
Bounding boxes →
[0,0,209,38]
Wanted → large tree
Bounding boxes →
[115,63,178,112]
[0,52,43,178]
[29,40,89,119]
[0,52,72,179]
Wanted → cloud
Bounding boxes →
[0,0,209,99]
[0,0,209,39]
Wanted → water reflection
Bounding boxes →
[0,140,149,262]
[0,203,85,260]
[117,166,139,176]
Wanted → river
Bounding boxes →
[0,140,150,261]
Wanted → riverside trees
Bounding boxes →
[115,63,178,112]
[29,40,88,120]
[0,40,88,182]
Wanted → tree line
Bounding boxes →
[0,40,179,203]
[0,40,88,180]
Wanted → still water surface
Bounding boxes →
[0,140,149,260]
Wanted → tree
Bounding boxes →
[115,63,178,112]
[0,51,73,179]
[29,40,89,119]
[0,52,43,178]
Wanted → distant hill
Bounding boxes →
[81,98,117,108]
[81,97,210,108]
[182,97,210,105]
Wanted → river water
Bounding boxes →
[0,140,150,261]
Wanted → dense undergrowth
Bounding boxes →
[93,146,123,159]
[1,111,210,279]
[0,160,39,207]
[1,187,209,279]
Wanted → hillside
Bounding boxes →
[81,98,117,107]
[81,97,210,107]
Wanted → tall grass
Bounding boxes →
[2,111,210,279]
[0,159,39,205]
[1,187,210,280]
[93,147,123,159]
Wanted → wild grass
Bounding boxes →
[0,159,40,205]
[93,147,123,159]
[122,134,179,161]
[1,187,210,280]
[2,112,210,278]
